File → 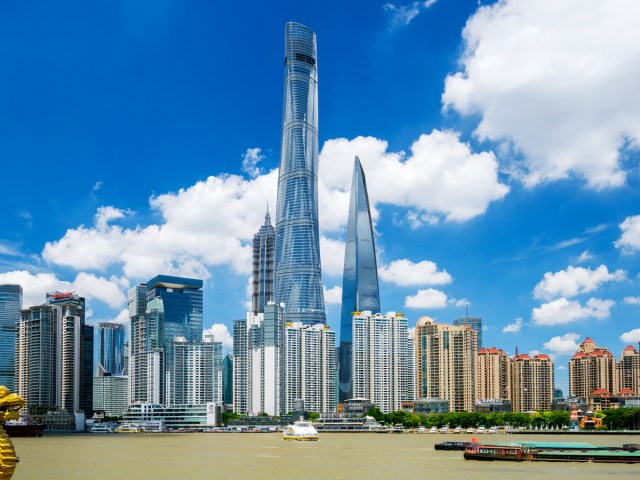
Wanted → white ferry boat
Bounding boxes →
[114,424,141,433]
[90,424,112,433]
[282,420,319,441]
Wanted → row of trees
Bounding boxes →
[600,408,640,430]
[366,409,571,429]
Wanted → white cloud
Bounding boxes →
[576,250,593,263]
[533,265,626,300]
[379,259,452,286]
[543,332,580,356]
[404,288,448,309]
[203,323,233,350]
[383,1,437,28]
[557,365,567,370]
[319,131,508,224]
[615,215,640,253]
[443,0,640,189]
[624,296,640,305]
[620,328,640,343]
[323,285,342,305]
[319,236,345,276]
[241,148,265,178]
[407,326,416,338]
[532,297,615,326]
[89,308,129,327]
[502,317,523,333]
[0,270,128,309]
[92,181,103,193]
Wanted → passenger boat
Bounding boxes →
[464,444,532,461]
[282,420,319,441]
[90,424,112,433]
[3,420,45,438]
[435,441,479,451]
[114,424,141,433]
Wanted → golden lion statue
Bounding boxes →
[0,385,25,480]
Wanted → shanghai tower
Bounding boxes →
[339,157,381,401]
[274,22,326,325]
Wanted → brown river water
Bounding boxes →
[11,432,640,480]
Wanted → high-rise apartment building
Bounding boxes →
[453,314,483,350]
[569,337,615,404]
[252,209,275,314]
[415,317,477,412]
[128,283,149,403]
[0,284,22,390]
[476,347,511,402]
[93,373,128,417]
[274,22,326,326]
[283,322,336,414]
[232,318,249,414]
[616,345,640,395]
[339,157,380,402]
[511,353,553,412]
[351,312,410,413]
[17,294,93,413]
[166,335,222,405]
[98,322,125,376]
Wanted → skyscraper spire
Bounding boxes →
[339,156,381,401]
[274,22,325,325]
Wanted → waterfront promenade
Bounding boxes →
[12,432,640,479]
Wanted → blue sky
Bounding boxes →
[1,0,640,394]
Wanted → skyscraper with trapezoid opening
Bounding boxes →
[339,156,381,402]
[274,22,326,325]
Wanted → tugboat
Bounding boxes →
[282,419,319,441]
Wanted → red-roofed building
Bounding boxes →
[569,337,615,408]
[616,345,639,396]
[476,346,510,403]
[511,352,553,412]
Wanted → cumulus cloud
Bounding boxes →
[203,323,234,350]
[615,215,640,253]
[323,285,342,305]
[502,317,523,333]
[379,259,452,286]
[319,131,508,224]
[241,148,265,178]
[624,296,640,305]
[404,288,448,309]
[543,332,580,356]
[533,265,626,300]
[442,0,640,189]
[620,328,640,343]
[532,297,615,326]
[0,270,128,309]
[384,1,437,28]
[89,308,129,327]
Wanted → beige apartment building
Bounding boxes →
[615,345,640,395]
[415,316,477,412]
[569,337,615,404]
[476,347,511,402]
[511,354,553,412]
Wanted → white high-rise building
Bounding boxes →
[351,311,411,413]
[284,322,336,414]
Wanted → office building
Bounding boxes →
[453,314,482,350]
[252,209,275,314]
[232,318,249,414]
[351,311,410,413]
[569,337,615,404]
[339,157,381,402]
[0,284,22,390]
[93,373,128,417]
[476,347,511,402]
[223,353,233,405]
[98,322,125,375]
[415,317,477,412]
[123,402,221,431]
[128,283,149,403]
[274,22,326,326]
[615,345,639,395]
[283,322,335,414]
[511,353,554,412]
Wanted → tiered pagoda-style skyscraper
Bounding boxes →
[252,209,275,314]
[339,157,380,402]
[274,22,326,326]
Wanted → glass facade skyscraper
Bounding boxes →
[274,22,326,325]
[339,157,380,401]
[98,322,125,375]
[0,284,22,390]
[252,209,275,314]
[454,315,483,350]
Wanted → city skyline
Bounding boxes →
[1,1,640,396]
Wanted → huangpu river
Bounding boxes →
[11,432,640,480]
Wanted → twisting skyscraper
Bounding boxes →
[274,22,326,325]
[252,209,275,314]
[339,157,380,401]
